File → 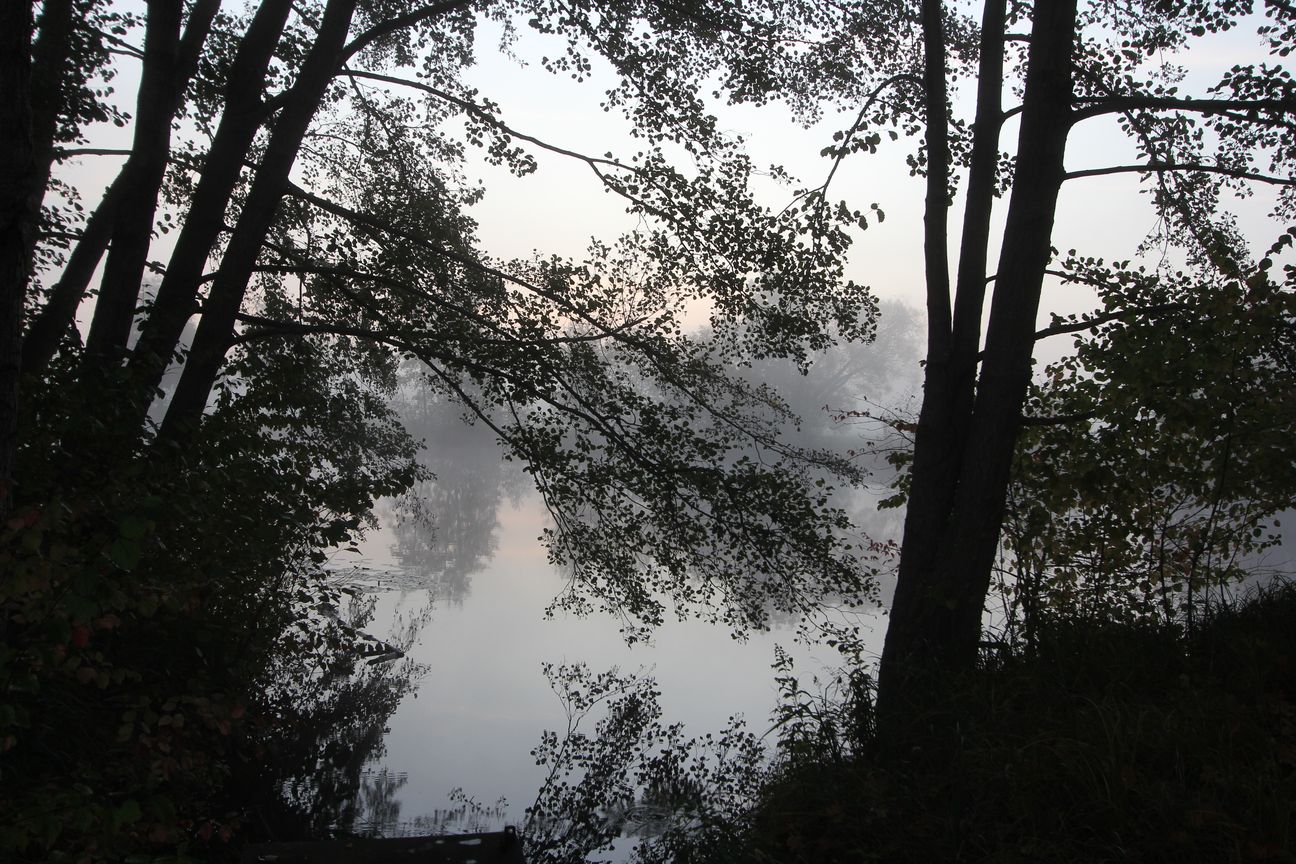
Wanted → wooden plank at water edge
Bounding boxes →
[241,828,526,864]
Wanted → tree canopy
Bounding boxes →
[0,1,898,857]
[14,0,897,637]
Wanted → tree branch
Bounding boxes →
[805,73,922,203]
[1031,302,1188,343]
[94,27,144,59]
[1019,411,1095,427]
[1065,162,1296,186]
[341,68,626,171]
[52,147,133,159]
[338,0,475,64]
[1072,95,1296,123]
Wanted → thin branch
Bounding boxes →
[232,312,403,345]
[233,302,645,348]
[1065,161,1296,186]
[53,147,133,159]
[806,73,922,203]
[1019,411,1096,427]
[341,68,627,171]
[974,300,1189,361]
[340,70,739,271]
[1031,302,1188,343]
[338,0,474,64]
[236,262,518,343]
[1072,95,1296,123]
[283,183,579,304]
[95,28,144,58]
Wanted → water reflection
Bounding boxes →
[248,594,431,841]
[380,378,529,603]
[334,770,511,837]
[310,310,924,843]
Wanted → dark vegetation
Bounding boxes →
[2,343,421,860]
[748,582,1296,864]
[1,0,1295,862]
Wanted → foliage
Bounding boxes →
[741,582,1296,864]
[13,0,893,646]
[524,662,768,864]
[0,336,421,862]
[999,230,1296,641]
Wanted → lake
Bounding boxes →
[326,410,892,842]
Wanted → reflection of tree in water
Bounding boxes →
[335,775,511,839]
[388,379,529,605]
[344,768,408,836]
[246,592,431,841]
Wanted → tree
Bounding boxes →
[0,0,36,519]
[20,0,900,645]
[872,0,1296,725]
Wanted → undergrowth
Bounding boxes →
[746,583,1296,864]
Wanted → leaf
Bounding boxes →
[108,538,141,572]
[115,799,142,827]
[118,515,150,541]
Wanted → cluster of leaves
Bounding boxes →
[999,229,1296,640]
[523,662,768,864]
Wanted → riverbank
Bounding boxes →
[739,582,1296,864]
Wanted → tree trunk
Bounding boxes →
[0,0,35,516]
[159,0,360,443]
[948,0,1006,429]
[83,0,219,363]
[26,0,74,258]
[126,0,294,411]
[876,0,958,729]
[21,172,122,375]
[878,0,1078,729]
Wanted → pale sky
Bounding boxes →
[49,4,1282,367]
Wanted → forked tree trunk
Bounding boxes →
[21,174,122,375]
[25,0,220,375]
[83,0,220,363]
[877,0,1078,729]
[126,0,294,410]
[159,0,361,443]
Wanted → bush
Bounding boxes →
[744,583,1296,863]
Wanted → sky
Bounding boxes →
[52,3,1282,371]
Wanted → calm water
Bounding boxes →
[320,321,925,839]
[332,438,887,838]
